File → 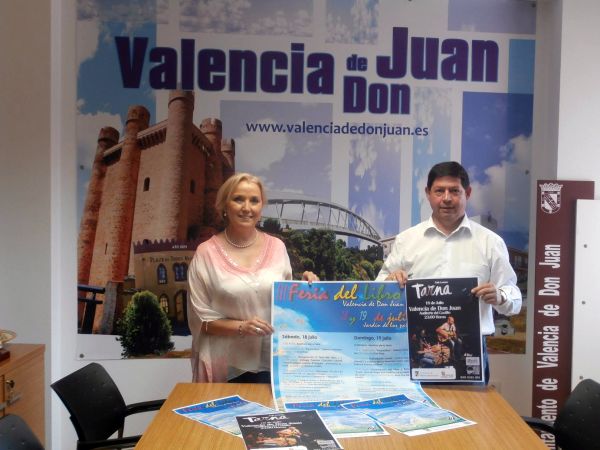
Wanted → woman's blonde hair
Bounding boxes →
[214,172,267,221]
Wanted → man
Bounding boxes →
[376,161,522,383]
[436,315,462,362]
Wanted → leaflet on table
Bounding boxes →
[173,395,278,437]
[236,410,343,450]
[341,394,476,436]
[406,277,484,383]
[272,280,418,409]
[284,399,389,438]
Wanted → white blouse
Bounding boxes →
[187,233,292,382]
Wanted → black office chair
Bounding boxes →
[51,362,165,450]
[0,414,44,450]
[523,378,600,450]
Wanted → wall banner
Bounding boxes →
[531,180,594,434]
[75,0,536,359]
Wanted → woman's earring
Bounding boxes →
[223,212,227,217]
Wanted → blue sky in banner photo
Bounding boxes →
[179,0,313,36]
[462,92,533,251]
[448,0,536,35]
[76,0,158,221]
[447,3,535,252]
[220,100,332,202]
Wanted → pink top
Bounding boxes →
[187,233,292,382]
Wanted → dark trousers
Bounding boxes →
[482,336,490,385]
[228,371,271,384]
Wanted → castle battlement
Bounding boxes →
[101,120,222,161]
[200,117,222,135]
[133,239,203,254]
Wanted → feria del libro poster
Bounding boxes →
[75,0,534,359]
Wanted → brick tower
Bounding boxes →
[200,118,224,228]
[87,106,149,309]
[78,126,119,285]
[221,138,236,181]
[132,89,197,244]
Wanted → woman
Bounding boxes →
[188,172,318,383]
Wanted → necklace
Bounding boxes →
[224,228,258,248]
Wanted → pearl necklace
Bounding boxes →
[224,228,258,248]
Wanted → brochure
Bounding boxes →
[236,410,344,450]
[405,277,484,382]
[173,395,279,437]
[341,394,475,436]
[284,399,388,438]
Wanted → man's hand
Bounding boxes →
[471,283,505,305]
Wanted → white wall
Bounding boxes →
[572,200,600,384]
[557,0,600,181]
[0,1,51,347]
[0,0,52,444]
[4,0,598,448]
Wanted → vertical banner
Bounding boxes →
[532,180,594,431]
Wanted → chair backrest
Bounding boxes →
[0,414,44,450]
[554,378,600,450]
[51,362,128,441]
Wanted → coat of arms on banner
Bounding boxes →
[540,183,563,214]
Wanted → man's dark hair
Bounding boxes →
[427,161,470,190]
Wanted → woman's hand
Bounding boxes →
[239,316,274,337]
[301,271,319,283]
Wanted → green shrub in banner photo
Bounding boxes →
[116,290,174,358]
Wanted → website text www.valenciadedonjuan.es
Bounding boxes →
[245,120,429,139]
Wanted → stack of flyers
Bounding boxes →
[341,394,475,436]
[173,395,278,437]
[284,400,388,438]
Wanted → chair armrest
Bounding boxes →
[125,399,165,416]
[522,416,556,435]
[77,435,142,450]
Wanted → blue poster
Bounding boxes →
[272,280,427,409]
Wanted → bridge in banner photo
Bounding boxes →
[260,193,381,246]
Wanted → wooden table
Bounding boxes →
[136,383,546,449]
[0,344,45,445]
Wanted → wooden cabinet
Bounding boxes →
[0,343,45,444]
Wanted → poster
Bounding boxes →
[272,280,433,409]
[406,277,483,382]
[75,0,535,359]
[236,410,343,450]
